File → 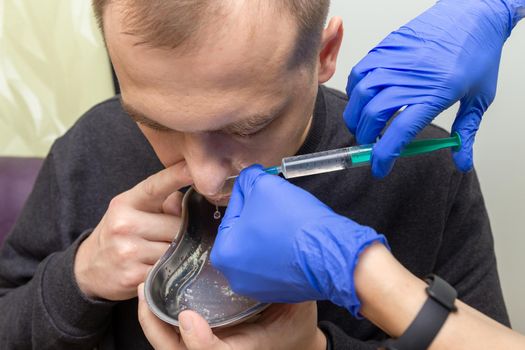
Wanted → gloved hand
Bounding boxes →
[210,165,388,317]
[344,0,525,178]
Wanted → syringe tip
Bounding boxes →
[264,166,282,175]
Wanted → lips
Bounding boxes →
[191,174,238,207]
[204,194,231,207]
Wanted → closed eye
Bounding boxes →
[223,113,278,138]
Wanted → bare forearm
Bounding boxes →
[354,244,525,349]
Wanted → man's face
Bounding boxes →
[105,3,320,204]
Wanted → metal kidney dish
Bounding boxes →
[145,187,268,328]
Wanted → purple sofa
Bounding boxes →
[0,157,43,246]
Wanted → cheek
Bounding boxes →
[263,100,314,152]
[228,121,308,169]
[230,97,315,169]
[139,125,185,167]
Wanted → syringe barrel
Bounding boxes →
[279,134,460,179]
[281,147,357,178]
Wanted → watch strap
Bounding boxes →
[383,275,457,350]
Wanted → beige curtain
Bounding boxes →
[0,0,114,157]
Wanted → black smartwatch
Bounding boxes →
[383,274,457,350]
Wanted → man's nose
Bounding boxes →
[184,133,232,197]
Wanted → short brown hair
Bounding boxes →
[92,0,330,67]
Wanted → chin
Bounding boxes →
[204,195,231,207]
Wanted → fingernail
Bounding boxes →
[179,312,193,332]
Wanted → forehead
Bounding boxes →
[104,2,304,131]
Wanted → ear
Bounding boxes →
[318,17,344,84]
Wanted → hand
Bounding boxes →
[344,0,518,177]
[211,165,387,316]
[74,163,193,300]
[137,284,326,350]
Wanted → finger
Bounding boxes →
[217,175,246,231]
[178,310,228,350]
[103,206,180,242]
[371,103,441,178]
[237,164,267,198]
[222,164,266,223]
[126,162,193,213]
[348,54,464,143]
[346,63,368,98]
[124,211,182,243]
[347,67,440,142]
[211,173,246,269]
[137,283,185,350]
[137,240,171,265]
[451,111,482,173]
[346,48,387,97]
[354,87,409,145]
[344,70,382,135]
[344,65,369,133]
[106,259,151,299]
[162,191,185,217]
[451,92,487,173]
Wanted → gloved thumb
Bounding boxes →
[218,177,245,232]
[451,60,495,173]
[212,177,244,269]
[370,103,441,178]
[217,165,265,232]
[451,109,482,173]
[212,164,264,269]
[178,311,227,350]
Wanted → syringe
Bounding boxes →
[219,133,461,196]
[266,133,461,179]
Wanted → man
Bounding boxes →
[0,1,510,349]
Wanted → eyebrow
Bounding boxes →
[121,98,173,132]
[120,97,283,136]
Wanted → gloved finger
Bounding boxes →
[451,111,482,173]
[354,86,410,145]
[345,67,432,138]
[218,177,245,232]
[212,165,264,268]
[371,103,442,178]
[344,69,383,135]
[450,91,487,172]
[210,178,244,270]
[178,311,227,350]
[236,164,267,198]
[345,64,369,101]
[346,47,388,96]
[212,176,245,268]
[219,164,265,229]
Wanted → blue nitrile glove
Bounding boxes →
[344,0,525,178]
[210,165,388,317]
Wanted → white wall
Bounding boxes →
[326,0,525,332]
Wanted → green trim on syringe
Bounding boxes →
[350,133,462,165]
